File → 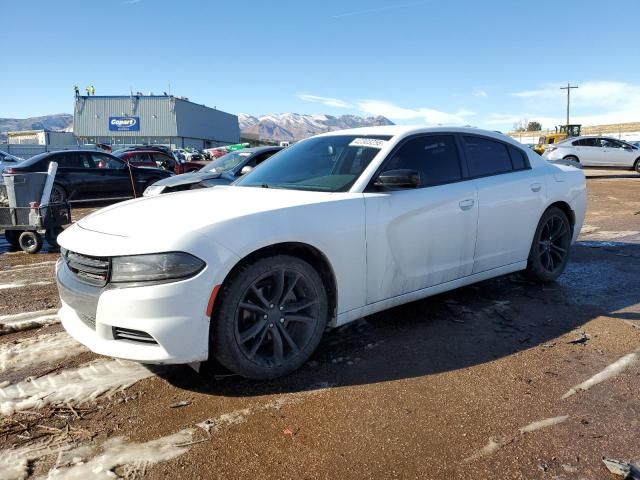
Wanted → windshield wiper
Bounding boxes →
[260,183,270,188]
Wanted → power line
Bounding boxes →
[560,83,579,126]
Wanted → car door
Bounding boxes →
[52,152,101,200]
[576,138,599,166]
[462,135,547,273]
[90,153,134,198]
[600,139,635,167]
[363,134,478,304]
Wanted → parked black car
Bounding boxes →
[5,150,173,203]
[143,146,283,196]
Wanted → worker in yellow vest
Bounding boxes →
[90,85,95,95]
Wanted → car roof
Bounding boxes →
[241,146,283,153]
[316,125,524,146]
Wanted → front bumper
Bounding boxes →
[56,258,212,364]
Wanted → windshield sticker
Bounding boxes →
[349,138,388,149]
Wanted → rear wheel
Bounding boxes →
[18,231,43,254]
[211,255,328,379]
[563,155,580,164]
[525,207,572,282]
[634,158,640,174]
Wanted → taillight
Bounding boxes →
[4,168,16,174]
[546,146,557,152]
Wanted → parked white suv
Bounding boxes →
[543,136,640,172]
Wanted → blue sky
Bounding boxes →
[2,0,640,131]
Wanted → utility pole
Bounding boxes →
[560,83,578,127]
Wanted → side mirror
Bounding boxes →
[240,165,253,175]
[374,169,420,189]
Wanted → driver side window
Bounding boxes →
[386,135,462,187]
[91,153,123,169]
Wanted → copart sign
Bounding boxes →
[109,117,140,131]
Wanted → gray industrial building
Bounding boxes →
[73,94,239,149]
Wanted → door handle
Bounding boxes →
[530,183,542,192]
[459,199,475,210]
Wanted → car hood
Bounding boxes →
[152,171,230,187]
[76,185,348,239]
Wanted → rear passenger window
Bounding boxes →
[463,136,512,177]
[385,135,462,187]
[508,146,528,170]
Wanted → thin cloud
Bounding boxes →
[357,99,473,125]
[297,94,353,108]
[508,80,640,127]
[123,0,142,4]
[473,89,488,98]
[331,0,428,19]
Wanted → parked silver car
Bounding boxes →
[543,136,640,172]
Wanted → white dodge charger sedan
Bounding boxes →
[56,126,587,379]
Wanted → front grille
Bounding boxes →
[64,250,110,286]
[112,327,157,344]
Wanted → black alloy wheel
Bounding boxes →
[525,206,572,282]
[235,268,319,367]
[537,214,570,273]
[211,255,328,379]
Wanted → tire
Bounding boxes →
[4,230,22,248]
[50,184,67,204]
[563,155,580,164]
[634,158,640,174]
[525,207,572,283]
[18,231,43,254]
[45,227,64,248]
[211,254,328,379]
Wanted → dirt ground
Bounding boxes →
[0,169,639,479]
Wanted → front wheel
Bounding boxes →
[634,158,640,174]
[525,207,572,283]
[50,184,67,204]
[211,255,328,379]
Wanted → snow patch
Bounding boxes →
[0,331,88,374]
[563,351,639,399]
[0,310,59,335]
[519,415,569,433]
[0,281,52,290]
[0,359,154,415]
[9,260,57,270]
[0,436,79,480]
[41,430,193,480]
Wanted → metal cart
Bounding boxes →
[0,167,71,254]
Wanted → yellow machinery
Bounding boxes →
[534,124,581,155]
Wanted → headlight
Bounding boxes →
[143,185,164,197]
[111,252,205,285]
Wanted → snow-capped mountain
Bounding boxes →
[240,113,394,142]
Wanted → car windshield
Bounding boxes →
[201,151,252,173]
[236,135,391,192]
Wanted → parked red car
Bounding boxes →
[113,148,206,174]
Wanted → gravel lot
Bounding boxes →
[1,170,639,479]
